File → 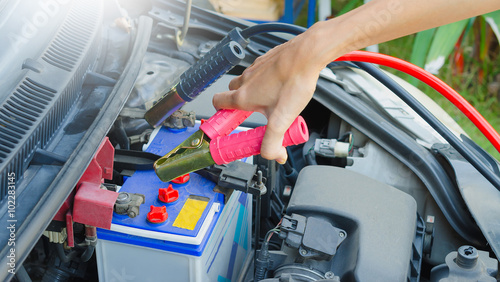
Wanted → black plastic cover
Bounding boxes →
[287,166,417,282]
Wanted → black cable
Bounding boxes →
[353,62,500,190]
[241,23,305,38]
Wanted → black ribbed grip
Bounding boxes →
[144,28,248,127]
[177,41,245,101]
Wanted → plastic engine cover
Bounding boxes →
[287,166,417,281]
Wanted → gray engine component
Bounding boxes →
[430,245,498,281]
[286,166,418,281]
[279,214,346,261]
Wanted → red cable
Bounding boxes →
[335,50,500,154]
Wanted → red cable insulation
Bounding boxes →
[335,50,500,154]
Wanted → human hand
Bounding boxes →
[213,26,327,164]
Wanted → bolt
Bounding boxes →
[339,231,346,238]
[191,138,200,146]
[256,170,267,195]
[128,211,136,218]
[116,192,130,204]
[300,249,308,256]
[325,272,335,279]
[257,170,263,185]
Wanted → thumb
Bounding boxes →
[260,122,289,164]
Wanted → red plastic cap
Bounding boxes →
[172,174,190,184]
[147,205,168,223]
[158,185,179,203]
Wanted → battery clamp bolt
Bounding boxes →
[114,192,145,218]
[116,192,130,204]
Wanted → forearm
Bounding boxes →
[306,0,500,70]
[212,0,500,163]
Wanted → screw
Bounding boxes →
[339,231,346,238]
[300,249,307,256]
[325,272,335,279]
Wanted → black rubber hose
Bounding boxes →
[353,61,500,190]
[110,119,130,150]
[241,23,305,38]
[283,161,299,184]
[80,245,95,263]
[55,243,78,263]
[254,240,270,281]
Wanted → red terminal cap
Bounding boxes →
[147,205,168,223]
[158,185,179,203]
[171,174,190,184]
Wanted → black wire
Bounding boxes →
[241,23,305,38]
[353,61,500,191]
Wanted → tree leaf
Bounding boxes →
[410,28,435,68]
[425,19,469,74]
[408,28,435,85]
[482,10,500,45]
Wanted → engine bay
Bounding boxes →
[1,0,499,281]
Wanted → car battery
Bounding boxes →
[96,124,252,282]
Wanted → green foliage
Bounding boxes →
[422,19,469,73]
[483,10,500,42]
[337,0,362,16]
[410,12,500,74]
[298,0,500,159]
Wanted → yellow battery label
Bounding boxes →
[173,196,209,230]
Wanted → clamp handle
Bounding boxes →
[210,116,309,165]
[177,41,245,102]
[200,109,253,140]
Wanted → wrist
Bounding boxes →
[296,19,360,72]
